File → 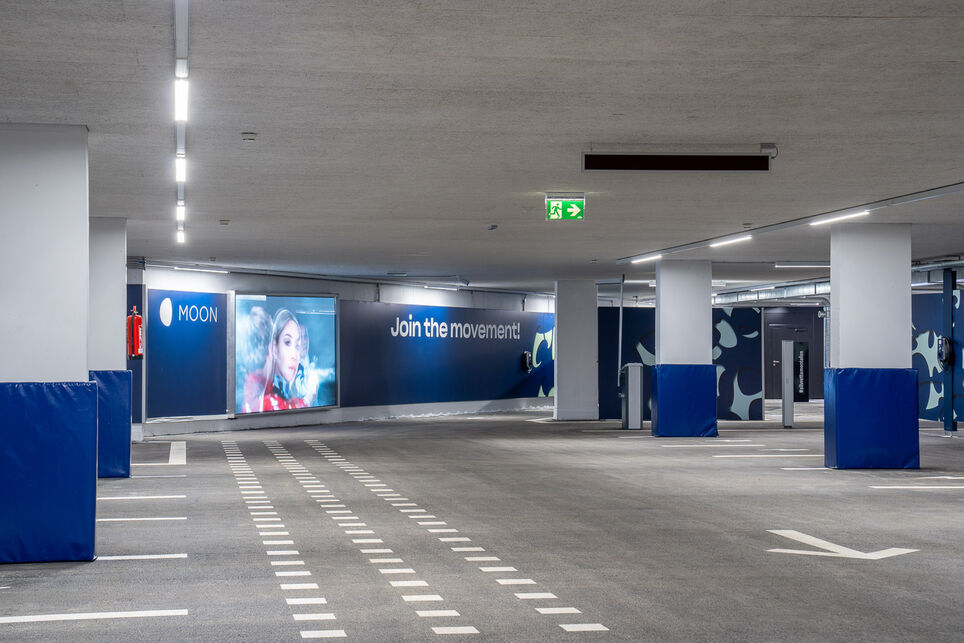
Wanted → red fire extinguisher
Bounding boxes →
[127,305,144,360]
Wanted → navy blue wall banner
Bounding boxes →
[598,307,762,421]
[912,291,962,421]
[235,294,338,414]
[126,284,144,422]
[146,289,227,418]
[340,301,554,406]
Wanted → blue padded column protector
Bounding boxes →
[0,382,98,563]
[652,364,718,437]
[824,368,919,469]
[89,370,132,478]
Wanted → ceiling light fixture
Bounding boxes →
[175,204,185,221]
[775,262,830,268]
[173,266,229,274]
[809,210,869,226]
[176,230,185,244]
[174,79,189,121]
[175,156,186,182]
[631,253,662,264]
[709,234,752,248]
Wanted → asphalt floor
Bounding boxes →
[2,411,963,641]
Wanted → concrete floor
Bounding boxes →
[2,413,963,641]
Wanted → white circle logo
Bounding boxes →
[159,298,173,327]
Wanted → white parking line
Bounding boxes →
[168,442,186,465]
[0,609,188,623]
[287,598,327,605]
[97,554,188,561]
[432,626,479,634]
[536,607,581,614]
[497,579,535,585]
[98,495,187,500]
[300,629,346,638]
[97,517,186,522]
[281,583,320,590]
[660,444,765,448]
[713,454,823,458]
[391,580,429,587]
[417,610,459,617]
[560,623,608,632]
[480,567,516,572]
[402,595,443,602]
[515,593,556,600]
[293,613,336,621]
[870,485,964,489]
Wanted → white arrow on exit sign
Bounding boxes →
[767,530,917,560]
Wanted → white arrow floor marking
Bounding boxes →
[767,530,917,560]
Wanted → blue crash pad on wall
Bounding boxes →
[0,381,98,563]
[652,364,718,437]
[90,370,132,478]
[825,368,919,469]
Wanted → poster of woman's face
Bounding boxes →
[235,294,337,414]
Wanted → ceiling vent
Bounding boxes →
[583,153,770,172]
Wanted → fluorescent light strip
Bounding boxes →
[176,230,185,244]
[809,210,869,226]
[174,156,186,182]
[630,253,662,264]
[174,79,189,121]
[173,266,229,274]
[709,234,752,248]
[175,205,185,221]
[774,263,830,268]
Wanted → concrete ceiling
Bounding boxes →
[1,2,962,292]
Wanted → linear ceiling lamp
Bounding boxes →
[709,234,752,248]
[809,210,869,227]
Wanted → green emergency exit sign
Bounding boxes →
[545,194,585,221]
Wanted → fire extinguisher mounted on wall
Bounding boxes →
[127,305,144,360]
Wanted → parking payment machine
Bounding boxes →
[620,362,644,430]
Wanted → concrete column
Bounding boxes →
[553,280,598,420]
[0,124,89,382]
[89,217,128,371]
[825,223,918,468]
[830,224,911,368]
[652,260,717,436]
[655,260,712,364]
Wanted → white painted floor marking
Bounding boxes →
[432,626,479,634]
[332,516,359,521]
[560,623,608,632]
[391,580,428,587]
[480,567,516,572]
[515,593,556,599]
[340,523,367,527]
[299,629,346,638]
[428,529,458,533]
[536,607,580,615]
[320,504,346,508]
[97,554,188,561]
[402,594,443,602]
[293,613,336,621]
[781,467,827,471]
[465,557,500,562]
[419,522,447,526]
[452,547,484,552]
[616,435,647,439]
[132,475,187,478]
[400,509,426,513]
[131,463,185,466]
[98,495,187,500]
[345,530,375,535]
[0,609,188,623]
[870,485,964,489]
[264,540,295,545]
[767,529,918,559]
[714,454,823,458]
[251,511,278,516]
[168,441,186,465]
[497,579,535,585]
[327,510,352,514]
[97,517,186,522]
[762,448,809,452]
[417,610,459,617]
[369,558,404,563]
[267,550,300,556]
[271,561,306,566]
[277,571,312,577]
[260,532,290,536]
[920,475,964,479]
[409,515,435,519]
[287,598,327,605]
[253,517,282,522]
[439,537,471,542]
[353,538,383,544]
[660,444,765,448]
[392,503,417,507]
[361,548,393,554]
[281,583,320,590]
[379,568,416,574]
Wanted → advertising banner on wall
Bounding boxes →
[912,291,963,421]
[146,289,227,418]
[598,307,763,420]
[340,301,554,407]
[235,294,338,414]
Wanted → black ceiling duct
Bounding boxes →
[583,154,770,172]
